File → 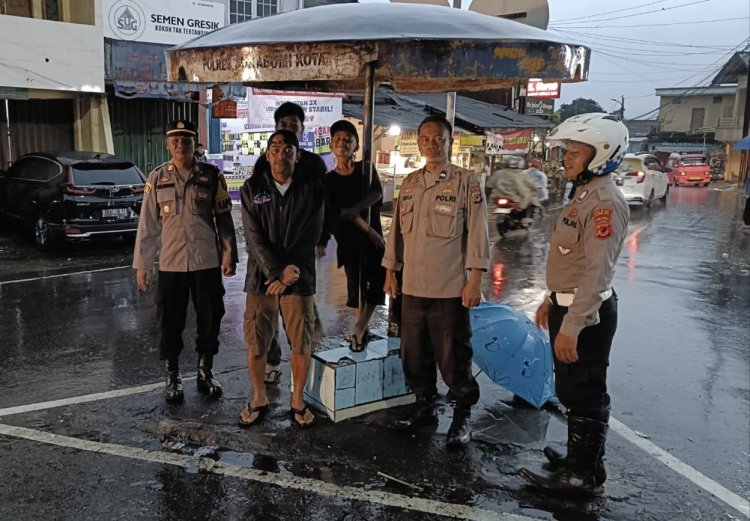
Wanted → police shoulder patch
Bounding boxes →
[143,181,153,197]
[593,207,612,239]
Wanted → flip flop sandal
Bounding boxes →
[264,368,282,384]
[349,328,370,353]
[290,404,316,428]
[239,403,269,427]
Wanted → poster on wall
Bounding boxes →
[102,0,226,45]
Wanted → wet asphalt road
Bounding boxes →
[0,183,748,520]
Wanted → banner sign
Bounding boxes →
[246,89,343,131]
[526,78,560,99]
[526,97,554,115]
[103,0,226,45]
[399,131,419,156]
[485,129,533,155]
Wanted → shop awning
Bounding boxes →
[342,88,552,134]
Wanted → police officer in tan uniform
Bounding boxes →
[133,120,238,404]
[519,113,630,496]
[383,115,490,448]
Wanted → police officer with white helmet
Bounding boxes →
[519,113,630,496]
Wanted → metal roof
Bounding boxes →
[711,51,749,85]
[342,89,552,133]
[655,86,736,97]
[397,92,554,130]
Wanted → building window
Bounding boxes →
[712,96,722,104]
[44,0,59,20]
[690,108,705,130]
[230,0,277,23]
[257,0,278,17]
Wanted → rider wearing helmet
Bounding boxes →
[519,113,630,497]
[488,155,539,218]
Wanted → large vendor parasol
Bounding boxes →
[166,2,589,178]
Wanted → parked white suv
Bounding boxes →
[614,153,669,207]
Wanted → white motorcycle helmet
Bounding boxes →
[546,113,629,176]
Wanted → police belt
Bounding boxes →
[546,288,613,307]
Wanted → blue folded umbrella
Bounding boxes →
[731,135,750,151]
[469,302,555,408]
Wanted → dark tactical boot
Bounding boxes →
[196,354,223,397]
[446,407,472,449]
[518,416,608,497]
[543,414,607,484]
[543,446,607,485]
[393,395,437,430]
[165,359,184,404]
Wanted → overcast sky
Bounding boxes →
[362,0,750,120]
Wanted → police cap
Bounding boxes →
[166,120,197,138]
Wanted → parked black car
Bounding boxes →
[0,152,146,250]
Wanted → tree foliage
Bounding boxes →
[559,98,604,122]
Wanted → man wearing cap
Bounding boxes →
[239,129,325,428]
[252,101,328,386]
[133,120,238,404]
[383,115,490,448]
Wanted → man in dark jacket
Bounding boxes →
[253,102,328,385]
[239,129,325,428]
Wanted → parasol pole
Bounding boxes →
[4,99,11,167]
[359,61,377,312]
[444,0,462,130]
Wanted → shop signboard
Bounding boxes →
[212,99,237,119]
[399,130,419,156]
[526,97,554,115]
[246,88,343,132]
[103,0,226,45]
[526,78,560,99]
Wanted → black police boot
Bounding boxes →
[393,395,437,430]
[518,416,608,497]
[196,354,222,398]
[543,445,607,484]
[446,407,472,449]
[165,358,184,404]
[543,414,608,484]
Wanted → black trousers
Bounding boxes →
[401,295,480,407]
[548,294,618,422]
[156,268,225,361]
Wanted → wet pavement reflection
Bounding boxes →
[0,185,748,520]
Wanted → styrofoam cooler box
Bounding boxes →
[304,335,414,422]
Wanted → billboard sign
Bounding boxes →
[103,0,226,45]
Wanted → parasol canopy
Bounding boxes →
[166,3,589,93]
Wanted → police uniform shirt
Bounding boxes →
[546,175,629,338]
[382,165,490,298]
[133,161,235,272]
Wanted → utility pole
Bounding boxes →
[611,96,625,120]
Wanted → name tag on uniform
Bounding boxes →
[435,203,453,215]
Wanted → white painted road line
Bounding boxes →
[609,418,750,518]
[0,265,130,286]
[0,381,170,418]
[0,423,537,521]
